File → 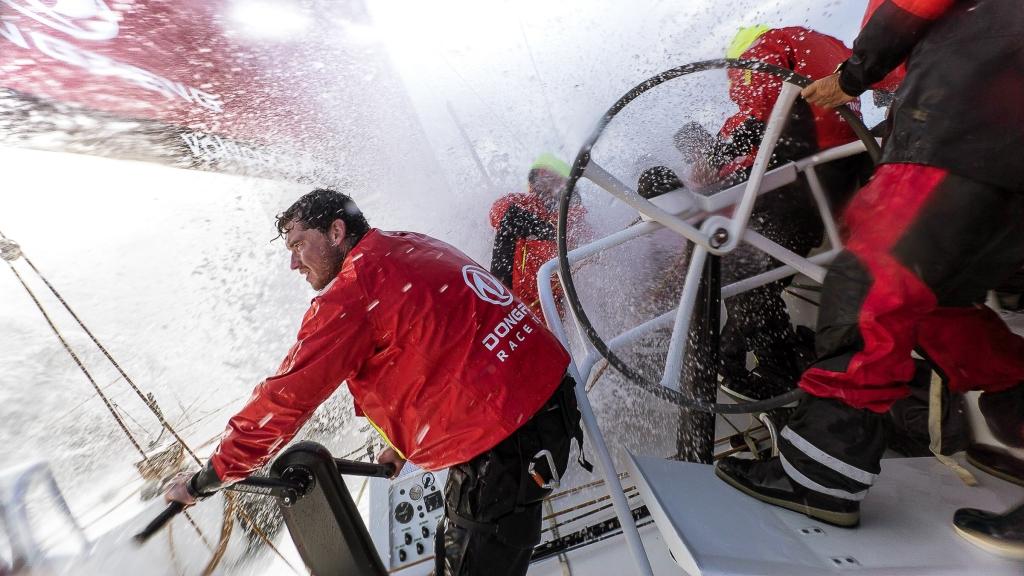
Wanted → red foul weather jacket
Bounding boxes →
[207,229,570,482]
[488,193,585,315]
[716,27,861,177]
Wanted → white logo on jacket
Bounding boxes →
[462,264,513,306]
[481,302,535,363]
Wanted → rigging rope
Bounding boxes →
[2,249,148,458]
[1,229,297,574]
[0,229,204,465]
[167,517,186,576]
[1,231,220,553]
[202,492,236,576]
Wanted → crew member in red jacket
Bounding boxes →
[717,0,1024,542]
[712,25,864,178]
[679,25,872,404]
[489,154,584,317]
[165,189,587,575]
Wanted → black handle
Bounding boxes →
[134,501,185,544]
[835,105,882,163]
[334,459,395,478]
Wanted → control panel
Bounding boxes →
[388,466,447,570]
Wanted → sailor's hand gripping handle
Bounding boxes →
[133,458,396,544]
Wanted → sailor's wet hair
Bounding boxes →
[275,188,370,242]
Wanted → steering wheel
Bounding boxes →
[556,58,880,414]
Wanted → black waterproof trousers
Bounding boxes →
[435,375,582,576]
[720,154,871,389]
[780,164,1024,500]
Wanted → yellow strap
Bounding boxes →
[366,415,406,460]
[928,371,977,486]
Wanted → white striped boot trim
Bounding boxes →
[781,427,878,485]
[779,453,868,502]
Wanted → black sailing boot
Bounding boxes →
[966,444,1024,487]
[720,328,812,404]
[971,384,1024,487]
[720,367,797,404]
[978,385,1024,449]
[715,457,860,527]
[953,502,1024,560]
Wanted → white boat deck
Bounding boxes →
[628,453,1024,576]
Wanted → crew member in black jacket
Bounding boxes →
[716,0,1024,547]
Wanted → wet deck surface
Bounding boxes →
[629,454,1024,576]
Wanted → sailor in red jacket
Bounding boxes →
[678,26,872,405]
[713,25,863,179]
[717,0,1024,542]
[489,154,585,316]
[165,189,587,575]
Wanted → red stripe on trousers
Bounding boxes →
[801,164,944,412]
[801,163,1024,411]
[918,306,1024,395]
